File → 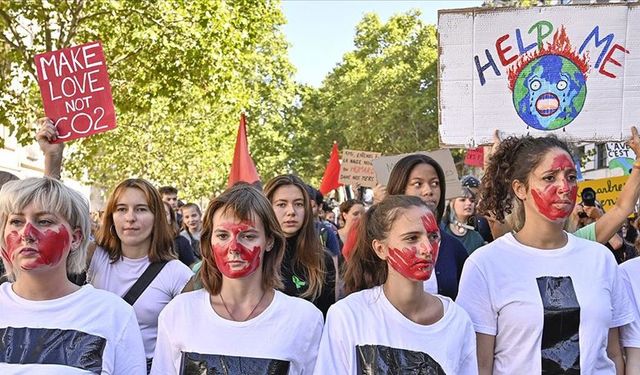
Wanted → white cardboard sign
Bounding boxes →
[339,149,382,188]
[371,149,463,200]
[438,4,639,147]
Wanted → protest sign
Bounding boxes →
[35,41,116,143]
[464,147,484,167]
[578,175,628,213]
[339,149,382,188]
[606,142,636,176]
[371,149,463,200]
[438,4,639,147]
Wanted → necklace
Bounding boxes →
[219,289,267,322]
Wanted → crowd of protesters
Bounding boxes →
[3,118,640,374]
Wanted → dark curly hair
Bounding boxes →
[477,135,573,228]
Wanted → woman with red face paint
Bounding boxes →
[264,175,336,316]
[374,154,469,300]
[88,179,193,372]
[456,135,633,375]
[151,184,323,375]
[0,178,146,374]
[315,195,477,374]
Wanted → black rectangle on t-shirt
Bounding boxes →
[0,326,105,373]
[180,351,291,375]
[537,276,581,374]
[355,344,445,374]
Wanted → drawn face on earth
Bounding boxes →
[509,27,589,131]
[512,54,587,130]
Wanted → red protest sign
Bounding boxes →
[464,147,484,167]
[35,41,116,143]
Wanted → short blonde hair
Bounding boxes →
[0,178,90,280]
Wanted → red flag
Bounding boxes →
[227,113,260,187]
[319,142,341,195]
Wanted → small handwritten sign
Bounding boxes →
[606,142,636,176]
[464,147,484,167]
[578,175,628,212]
[339,149,382,188]
[35,41,116,143]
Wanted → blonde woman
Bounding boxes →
[0,178,145,373]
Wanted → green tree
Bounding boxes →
[1,0,296,200]
[293,10,442,180]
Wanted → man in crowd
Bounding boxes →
[159,186,181,225]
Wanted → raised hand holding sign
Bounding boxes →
[34,41,116,143]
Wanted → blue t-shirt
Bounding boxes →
[434,231,469,300]
[316,220,341,257]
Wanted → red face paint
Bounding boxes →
[387,213,440,281]
[212,222,263,279]
[550,154,574,171]
[532,154,578,221]
[4,223,70,270]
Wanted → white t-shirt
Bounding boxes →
[423,273,438,294]
[620,258,640,348]
[151,289,323,375]
[88,247,193,358]
[314,285,477,374]
[0,283,145,374]
[457,232,634,374]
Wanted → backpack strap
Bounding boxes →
[123,261,168,305]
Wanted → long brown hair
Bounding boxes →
[263,174,326,300]
[200,184,285,295]
[343,195,428,295]
[96,178,175,263]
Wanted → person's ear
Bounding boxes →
[512,179,527,201]
[372,239,387,260]
[70,227,84,251]
[265,237,274,252]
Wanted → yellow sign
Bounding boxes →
[578,176,628,212]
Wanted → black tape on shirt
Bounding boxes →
[536,276,581,374]
[355,344,446,375]
[0,326,105,373]
[179,352,290,375]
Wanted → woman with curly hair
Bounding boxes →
[264,175,336,316]
[456,135,633,374]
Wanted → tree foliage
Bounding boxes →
[1,0,297,200]
[292,10,441,181]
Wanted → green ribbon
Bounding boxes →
[292,275,306,290]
